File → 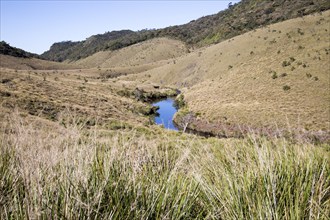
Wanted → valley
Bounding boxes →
[0,1,329,219]
[2,10,329,141]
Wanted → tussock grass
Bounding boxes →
[1,112,329,219]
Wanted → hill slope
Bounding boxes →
[0,54,79,70]
[40,0,330,62]
[125,10,330,136]
[0,41,40,59]
[72,38,188,68]
[41,30,135,62]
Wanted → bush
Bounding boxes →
[282,61,291,67]
[174,94,186,109]
[289,57,296,62]
[272,72,278,79]
[283,85,291,91]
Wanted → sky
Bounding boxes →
[0,0,240,54]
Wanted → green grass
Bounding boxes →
[0,112,329,219]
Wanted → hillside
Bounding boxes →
[40,0,330,62]
[124,10,330,138]
[41,30,135,61]
[72,38,188,69]
[0,54,79,70]
[0,41,40,59]
[1,4,330,219]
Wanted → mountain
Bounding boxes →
[40,41,80,62]
[0,41,40,59]
[41,0,330,62]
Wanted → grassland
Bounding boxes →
[1,111,329,219]
[72,38,188,69]
[0,10,330,219]
[125,11,330,139]
[0,54,79,70]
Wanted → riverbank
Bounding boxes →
[173,94,330,144]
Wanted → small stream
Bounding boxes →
[152,98,178,131]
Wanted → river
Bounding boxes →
[152,98,178,131]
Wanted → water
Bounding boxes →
[152,98,179,131]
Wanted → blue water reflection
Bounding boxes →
[152,98,178,131]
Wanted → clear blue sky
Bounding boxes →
[0,0,239,54]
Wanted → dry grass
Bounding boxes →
[124,11,330,133]
[72,38,188,69]
[0,54,79,70]
[0,111,329,219]
[1,11,330,218]
[0,67,156,130]
[1,12,328,134]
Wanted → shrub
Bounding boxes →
[289,57,296,62]
[280,73,287,77]
[174,94,186,109]
[297,28,304,35]
[282,61,291,67]
[272,72,278,79]
[269,39,277,44]
[283,85,291,91]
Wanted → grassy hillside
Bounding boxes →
[0,5,330,219]
[0,67,167,130]
[156,0,330,47]
[40,0,330,62]
[41,30,134,61]
[73,38,188,69]
[124,11,330,139]
[0,54,79,70]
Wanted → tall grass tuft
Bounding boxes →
[0,112,329,219]
[191,135,330,219]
